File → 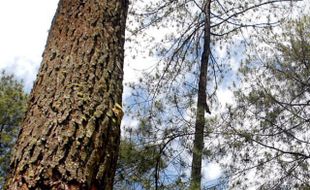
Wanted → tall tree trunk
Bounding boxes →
[190,1,211,189]
[5,0,128,189]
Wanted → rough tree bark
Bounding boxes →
[5,0,128,189]
[190,1,211,189]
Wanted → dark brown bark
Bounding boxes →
[190,1,211,189]
[5,0,128,189]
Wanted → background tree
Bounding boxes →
[124,0,303,189]
[210,15,310,189]
[114,138,166,189]
[0,72,27,188]
[5,0,128,189]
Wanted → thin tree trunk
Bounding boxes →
[190,1,211,189]
[5,0,128,189]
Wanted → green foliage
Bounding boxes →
[0,71,27,186]
[212,16,310,189]
[114,139,164,189]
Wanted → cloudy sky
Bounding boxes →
[0,1,59,91]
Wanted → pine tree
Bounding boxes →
[5,0,128,189]
[125,0,303,189]
[212,15,310,189]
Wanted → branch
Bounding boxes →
[227,122,310,159]
[211,0,301,28]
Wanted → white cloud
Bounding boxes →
[203,162,222,181]
[0,0,58,91]
[1,57,39,92]
[217,88,235,107]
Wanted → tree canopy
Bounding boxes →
[210,15,310,189]
[0,72,27,187]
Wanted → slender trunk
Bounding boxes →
[0,124,4,147]
[190,1,211,189]
[5,0,128,189]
